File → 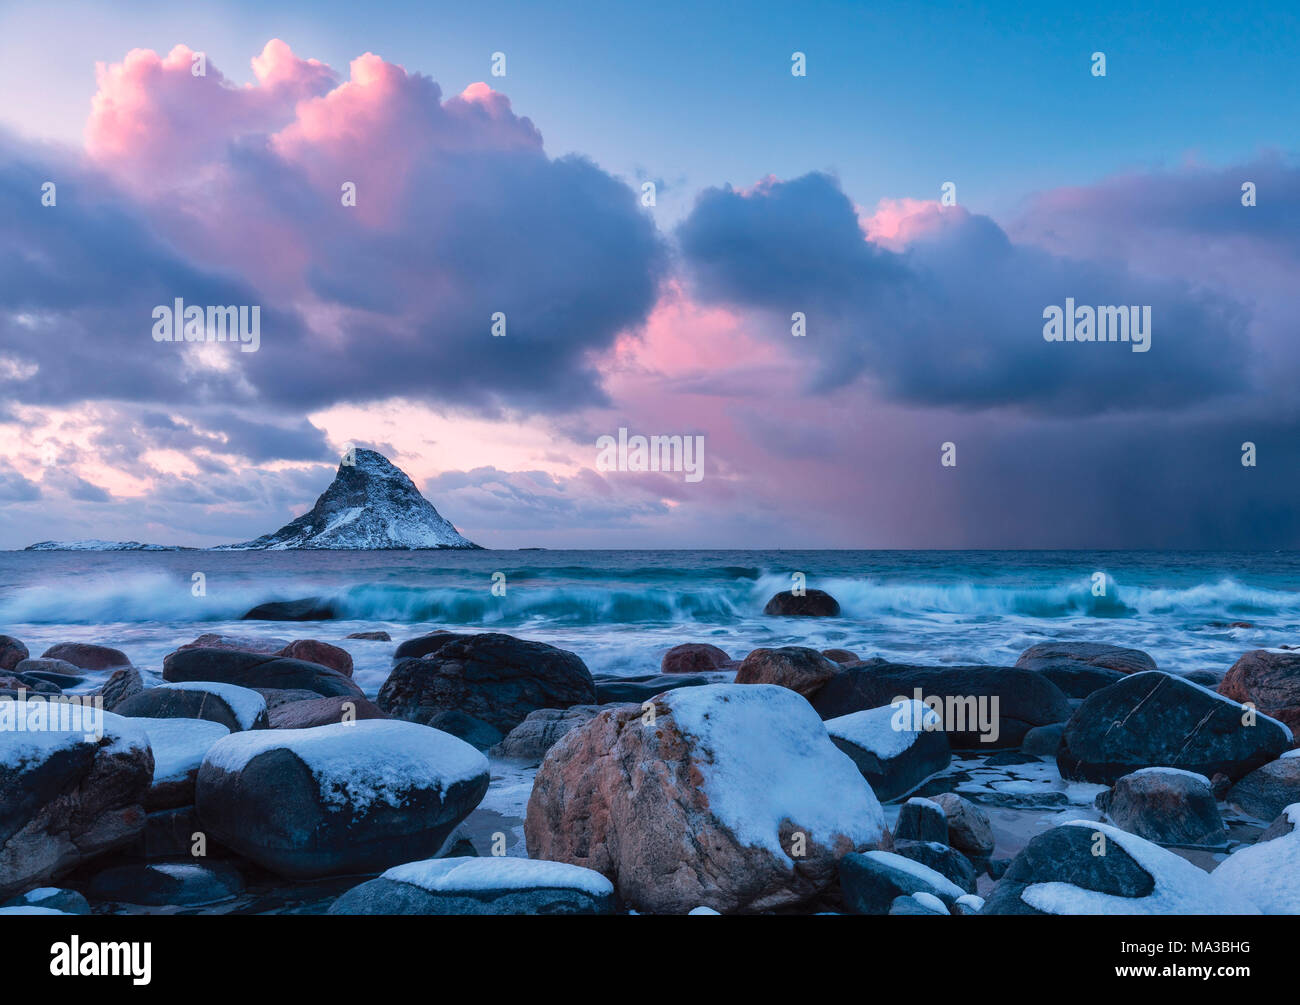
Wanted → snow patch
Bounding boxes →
[383,856,613,897]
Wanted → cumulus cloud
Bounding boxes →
[1,40,666,418]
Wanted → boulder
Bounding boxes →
[1099,768,1225,847]
[762,588,841,617]
[826,699,951,801]
[1210,804,1300,914]
[128,806,222,861]
[735,647,840,698]
[329,857,615,915]
[1015,642,1157,677]
[893,797,948,843]
[267,695,389,730]
[1,888,90,915]
[525,684,886,914]
[93,667,144,711]
[491,705,605,760]
[0,635,28,672]
[660,642,732,675]
[393,630,456,661]
[892,840,977,893]
[347,630,392,642]
[87,861,244,906]
[1026,663,1125,699]
[593,673,711,704]
[0,704,153,897]
[822,648,859,665]
[377,633,595,734]
[982,820,1257,915]
[178,633,289,654]
[425,711,503,751]
[1219,649,1300,733]
[1057,671,1292,784]
[163,647,364,701]
[139,718,231,810]
[1227,752,1300,821]
[812,662,1071,749]
[277,639,353,677]
[195,720,489,878]
[115,682,269,732]
[40,642,130,671]
[13,659,84,688]
[930,792,996,856]
[241,597,338,621]
[838,850,965,915]
[1020,722,1065,757]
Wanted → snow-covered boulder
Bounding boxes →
[1059,671,1292,784]
[329,856,615,915]
[1227,750,1300,821]
[826,700,951,801]
[1211,803,1300,914]
[0,703,154,897]
[117,681,269,732]
[838,850,966,915]
[525,683,887,914]
[1099,767,1226,847]
[892,840,978,893]
[982,820,1258,914]
[195,720,490,878]
[140,718,231,810]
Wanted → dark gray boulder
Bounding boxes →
[812,663,1071,749]
[491,705,604,760]
[762,588,840,617]
[87,861,244,906]
[163,647,364,701]
[1057,671,1292,784]
[1228,754,1300,821]
[893,797,948,843]
[378,633,595,734]
[593,673,712,704]
[426,711,504,751]
[240,597,338,621]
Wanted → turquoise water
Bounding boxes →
[1,549,1297,696]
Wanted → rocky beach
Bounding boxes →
[3,574,1299,916]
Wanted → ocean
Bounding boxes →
[2,549,1296,696]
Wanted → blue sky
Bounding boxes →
[4,0,1297,220]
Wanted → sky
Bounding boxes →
[0,0,1298,549]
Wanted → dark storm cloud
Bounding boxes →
[677,172,1252,415]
